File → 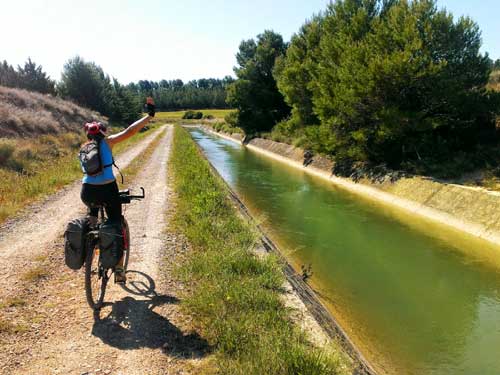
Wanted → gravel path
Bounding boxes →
[0,125,207,374]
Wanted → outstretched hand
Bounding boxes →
[146,97,155,117]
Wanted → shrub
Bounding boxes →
[182,110,203,119]
[0,141,15,166]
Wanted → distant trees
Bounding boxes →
[127,77,234,110]
[0,58,55,95]
[1,55,233,126]
[269,0,500,174]
[227,30,291,134]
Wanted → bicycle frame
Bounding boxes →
[84,187,145,310]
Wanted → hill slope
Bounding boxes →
[0,85,105,138]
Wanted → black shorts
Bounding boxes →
[81,181,122,223]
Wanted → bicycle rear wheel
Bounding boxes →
[85,244,109,310]
[122,217,130,271]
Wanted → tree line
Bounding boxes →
[126,76,234,110]
[0,58,56,95]
[227,0,500,177]
[1,56,233,125]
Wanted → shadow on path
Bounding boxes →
[91,270,210,359]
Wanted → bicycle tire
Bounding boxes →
[122,217,130,271]
[84,243,108,310]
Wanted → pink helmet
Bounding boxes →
[84,121,107,137]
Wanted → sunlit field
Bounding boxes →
[155,109,234,120]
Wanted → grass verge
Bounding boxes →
[0,124,161,224]
[169,125,349,375]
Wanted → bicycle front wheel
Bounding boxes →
[85,244,109,310]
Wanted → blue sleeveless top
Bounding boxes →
[82,139,116,184]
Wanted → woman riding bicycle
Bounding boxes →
[80,98,155,283]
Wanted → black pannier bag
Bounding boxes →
[64,217,89,270]
[99,221,123,268]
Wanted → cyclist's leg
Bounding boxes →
[102,181,122,223]
[81,183,100,226]
[102,182,126,283]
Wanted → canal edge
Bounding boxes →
[201,126,500,249]
[187,125,378,375]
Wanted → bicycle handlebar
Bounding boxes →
[128,187,145,200]
[119,187,145,204]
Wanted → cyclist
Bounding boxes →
[80,98,155,283]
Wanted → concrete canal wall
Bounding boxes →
[204,127,500,247]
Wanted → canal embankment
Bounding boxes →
[169,125,355,375]
[202,126,500,247]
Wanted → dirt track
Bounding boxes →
[0,125,207,375]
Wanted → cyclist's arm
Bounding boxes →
[106,115,152,148]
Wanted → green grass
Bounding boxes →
[0,124,161,224]
[169,125,350,375]
[211,121,243,135]
[155,109,234,121]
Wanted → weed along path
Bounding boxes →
[0,125,205,374]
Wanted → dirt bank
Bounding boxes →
[204,127,500,248]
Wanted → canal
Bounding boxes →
[189,128,500,375]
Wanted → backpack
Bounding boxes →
[98,220,124,268]
[79,139,124,182]
[79,139,112,177]
[64,217,89,270]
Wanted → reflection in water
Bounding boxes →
[190,129,500,375]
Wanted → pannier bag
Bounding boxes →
[98,221,124,268]
[64,217,89,270]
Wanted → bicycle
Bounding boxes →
[84,187,145,310]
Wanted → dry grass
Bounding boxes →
[0,85,106,138]
[0,297,27,309]
[20,266,49,282]
[0,319,28,334]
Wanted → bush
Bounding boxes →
[0,141,15,167]
[182,110,203,119]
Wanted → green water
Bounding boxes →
[190,129,500,375]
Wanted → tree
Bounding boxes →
[58,56,140,124]
[58,56,109,113]
[127,77,233,110]
[284,0,498,170]
[227,30,291,133]
[0,60,18,87]
[0,58,55,95]
[17,58,56,94]
[275,14,324,127]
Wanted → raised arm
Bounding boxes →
[106,98,155,148]
[106,115,152,148]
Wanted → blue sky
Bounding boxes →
[0,0,498,83]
